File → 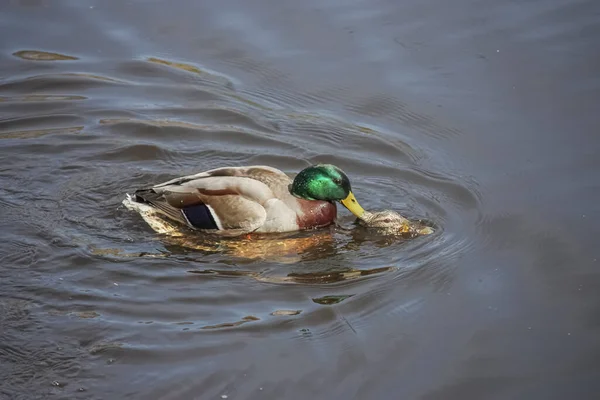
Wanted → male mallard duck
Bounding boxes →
[123,164,366,237]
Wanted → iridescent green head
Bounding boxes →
[289,164,366,218]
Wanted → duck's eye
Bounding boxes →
[383,219,391,223]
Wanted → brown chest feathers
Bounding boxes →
[296,200,337,229]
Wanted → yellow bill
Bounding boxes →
[340,191,366,219]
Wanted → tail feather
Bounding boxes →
[131,189,187,225]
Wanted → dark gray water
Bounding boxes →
[1,0,600,399]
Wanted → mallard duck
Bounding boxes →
[359,210,409,228]
[122,164,366,237]
[358,209,434,236]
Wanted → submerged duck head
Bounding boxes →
[289,164,366,219]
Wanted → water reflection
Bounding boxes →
[187,265,396,285]
[0,94,87,102]
[12,50,78,61]
[0,126,83,139]
[147,56,235,88]
[201,315,259,330]
[312,295,354,305]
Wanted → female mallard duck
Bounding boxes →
[123,164,366,237]
[358,209,434,236]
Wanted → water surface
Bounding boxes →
[1,0,600,399]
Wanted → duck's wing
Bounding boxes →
[133,166,289,235]
[153,165,289,188]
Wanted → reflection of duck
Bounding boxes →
[174,230,336,263]
[123,164,366,237]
